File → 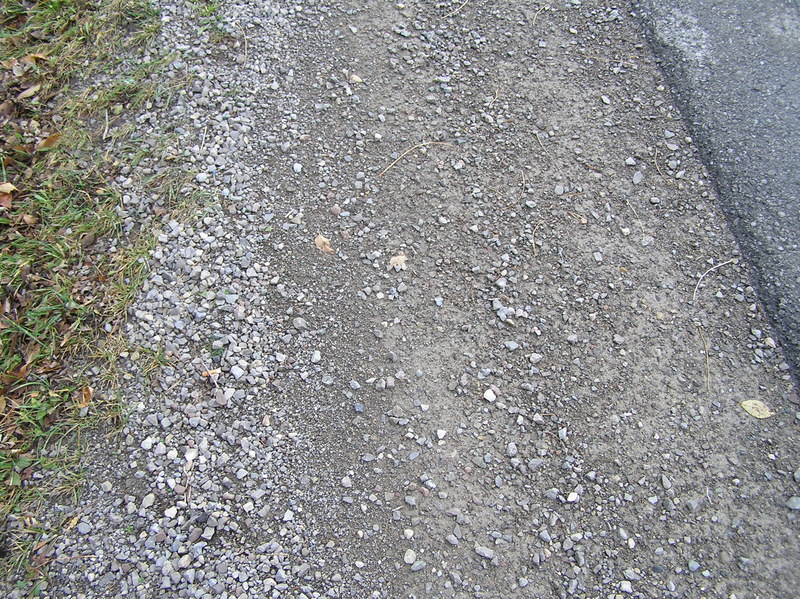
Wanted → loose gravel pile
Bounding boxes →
[4,1,799,597]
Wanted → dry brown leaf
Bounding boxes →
[17,83,41,100]
[741,400,774,419]
[21,53,47,65]
[389,253,408,270]
[0,193,12,210]
[66,515,79,531]
[38,132,61,149]
[315,233,335,254]
[22,214,38,225]
[0,182,18,193]
[75,386,93,409]
[0,395,5,414]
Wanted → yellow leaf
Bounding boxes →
[741,400,774,419]
[22,214,38,225]
[0,182,17,193]
[17,83,41,100]
[315,234,335,254]
[389,253,407,270]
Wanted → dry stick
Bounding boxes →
[654,147,669,182]
[532,5,546,26]
[625,196,646,235]
[379,142,454,177]
[531,220,545,257]
[692,258,736,302]
[102,109,109,140]
[535,132,561,175]
[696,324,711,393]
[445,0,469,18]
[488,88,499,109]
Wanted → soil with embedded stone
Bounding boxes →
[3,1,799,598]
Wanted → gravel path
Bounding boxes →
[4,1,800,597]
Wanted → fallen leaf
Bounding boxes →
[741,399,774,419]
[38,132,61,149]
[0,395,5,414]
[389,253,408,270]
[315,233,335,254]
[22,214,38,225]
[0,182,18,193]
[75,386,93,408]
[21,53,47,65]
[17,83,41,100]
[66,515,79,531]
[0,193,11,210]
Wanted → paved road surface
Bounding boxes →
[635,0,800,376]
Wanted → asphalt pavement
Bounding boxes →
[634,0,800,377]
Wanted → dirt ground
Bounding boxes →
[4,1,799,597]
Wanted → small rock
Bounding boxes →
[483,389,497,402]
[403,549,416,565]
[786,496,800,510]
[528,352,544,364]
[410,560,426,572]
[475,545,495,560]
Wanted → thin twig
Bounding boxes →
[695,324,711,393]
[102,110,109,140]
[532,5,546,26]
[445,0,469,18]
[487,88,499,109]
[531,220,545,257]
[535,132,547,154]
[654,147,669,182]
[625,196,645,235]
[379,142,454,177]
[692,258,736,302]
[241,27,249,66]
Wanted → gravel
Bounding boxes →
[2,0,799,598]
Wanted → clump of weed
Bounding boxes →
[0,0,189,586]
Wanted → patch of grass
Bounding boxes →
[0,0,197,588]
